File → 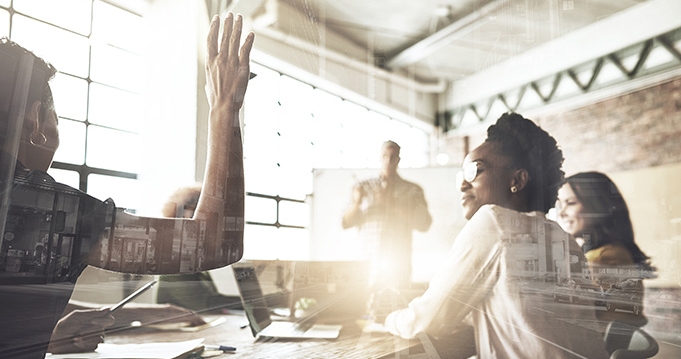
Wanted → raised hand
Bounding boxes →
[194,13,252,266]
[205,12,255,113]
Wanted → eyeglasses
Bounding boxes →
[455,161,480,187]
[462,161,480,183]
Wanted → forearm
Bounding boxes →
[413,204,432,232]
[195,106,244,221]
[341,204,363,228]
[194,13,251,228]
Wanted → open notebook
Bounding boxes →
[47,339,205,359]
[232,263,342,339]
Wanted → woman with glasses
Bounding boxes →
[384,113,608,359]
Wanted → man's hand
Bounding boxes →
[351,184,367,206]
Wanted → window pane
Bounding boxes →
[280,75,312,110]
[92,0,144,53]
[11,14,90,77]
[279,200,309,227]
[243,131,280,194]
[309,89,345,168]
[276,164,311,200]
[53,118,85,165]
[243,225,309,260]
[360,111,393,166]
[337,101,374,168]
[244,160,278,195]
[241,62,430,259]
[51,73,88,121]
[88,173,140,211]
[388,121,429,168]
[245,63,280,112]
[89,83,143,132]
[47,168,80,189]
[245,196,277,224]
[90,45,143,92]
[14,0,91,35]
[310,115,344,169]
[0,9,9,37]
[86,125,139,173]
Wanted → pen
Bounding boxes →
[204,345,237,352]
[107,280,158,312]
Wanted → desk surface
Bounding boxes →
[104,313,429,359]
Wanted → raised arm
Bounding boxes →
[342,184,366,229]
[88,14,255,275]
[411,186,432,232]
[195,13,254,220]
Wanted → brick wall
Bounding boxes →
[442,76,681,176]
[535,76,681,176]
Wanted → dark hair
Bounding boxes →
[0,37,58,126]
[485,112,564,213]
[565,171,652,269]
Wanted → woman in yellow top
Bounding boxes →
[556,172,652,271]
[556,171,654,320]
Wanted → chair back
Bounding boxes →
[604,321,659,359]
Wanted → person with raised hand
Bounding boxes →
[0,13,254,358]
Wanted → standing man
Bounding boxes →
[342,140,432,291]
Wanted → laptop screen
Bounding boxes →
[233,260,373,337]
[232,264,272,337]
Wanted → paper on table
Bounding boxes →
[46,338,204,359]
[146,316,227,332]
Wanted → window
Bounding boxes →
[4,0,145,211]
[3,2,431,260]
[242,62,430,260]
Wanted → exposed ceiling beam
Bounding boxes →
[386,0,510,70]
[449,0,681,107]
[224,0,267,17]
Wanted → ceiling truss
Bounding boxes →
[446,26,681,132]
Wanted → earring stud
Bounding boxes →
[510,186,518,193]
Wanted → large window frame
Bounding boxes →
[2,0,146,212]
[241,62,431,260]
[2,1,432,260]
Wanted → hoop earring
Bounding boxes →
[510,186,518,193]
[30,132,47,147]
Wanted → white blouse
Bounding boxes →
[384,204,608,359]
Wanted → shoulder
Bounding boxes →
[395,177,426,195]
[586,243,635,266]
[398,177,423,189]
[478,205,540,232]
[463,205,505,236]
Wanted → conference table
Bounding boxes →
[102,312,439,359]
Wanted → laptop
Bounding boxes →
[232,263,343,339]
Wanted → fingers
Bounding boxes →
[239,31,255,67]
[92,313,116,328]
[72,330,105,352]
[206,14,220,63]
[205,12,254,108]
[220,12,234,59]
[229,14,243,63]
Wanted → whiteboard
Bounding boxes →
[309,166,466,283]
